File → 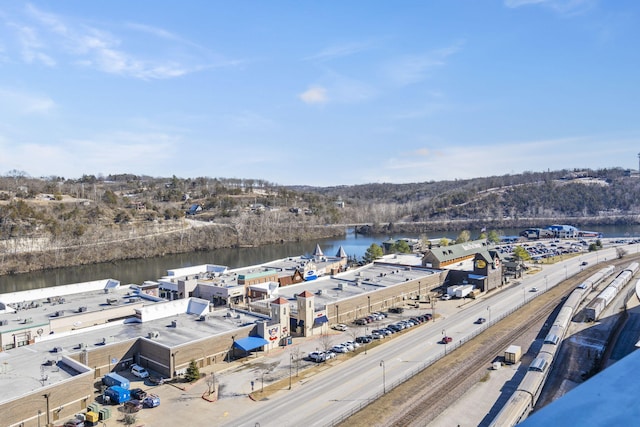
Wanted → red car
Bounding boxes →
[441,336,452,344]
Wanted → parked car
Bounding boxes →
[323,350,337,359]
[143,394,161,408]
[389,307,404,314]
[345,340,360,349]
[475,317,487,324]
[356,336,372,344]
[63,420,84,427]
[387,324,402,332]
[341,342,355,351]
[441,336,453,344]
[124,399,143,413]
[441,294,452,301]
[308,351,325,362]
[331,344,348,353]
[354,318,367,325]
[371,331,384,340]
[131,364,149,378]
[332,323,348,331]
[131,388,147,400]
[148,376,165,385]
[530,287,538,292]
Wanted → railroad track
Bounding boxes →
[391,290,568,427]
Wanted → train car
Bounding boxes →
[585,297,606,321]
[539,341,560,359]
[584,263,638,321]
[562,290,583,312]
[544,325,564,345]
[553,306,574,330]
[578,265,615,293]
[625,262,640,276]
[488,390,532,427]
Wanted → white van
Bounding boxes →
[131,364,149,378]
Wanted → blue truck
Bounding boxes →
[104,386,131,404]
[102,372,130,390]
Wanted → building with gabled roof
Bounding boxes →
[422,239,503,291]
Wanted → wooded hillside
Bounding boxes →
[0,167,638,274]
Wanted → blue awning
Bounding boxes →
[314,315,329,325]
[233,336,269,352]
[468,274,486,280]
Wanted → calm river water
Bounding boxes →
[2,225,639,294]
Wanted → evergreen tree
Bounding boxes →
[363,243,384,263]
[185,359,200,382]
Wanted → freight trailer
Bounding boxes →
[454,285,474,298]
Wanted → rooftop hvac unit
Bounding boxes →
[171,320,178,328]
[78,343,87,349]
[53,346,63,353]
[148,331,159,339]
[55,310,64,317]
[23,317,33,324]
[78,306,87,313]
[338,283,345,290]
[0,320,8,326]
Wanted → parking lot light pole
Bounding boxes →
[545,275,548,292]
[487,306,491,323]
[379,360,386,394]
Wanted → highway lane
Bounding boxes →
[223,246,626,427]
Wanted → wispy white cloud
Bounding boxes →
[380,134,631,183]
[504,0,597,15]
[0,129,182,178]
[0,88,55,114]
[384,41,464,86]
[299,86,328,105]
[2,4,229,80]
[10,23,56,66]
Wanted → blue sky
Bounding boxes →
[0,1,638,186]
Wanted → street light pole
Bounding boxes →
[565,265,568,280]
[379,360,386,394]
[442,329,447,355]
[487,306,491,323]
[289,353,293,390]
[365,326,368,355]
